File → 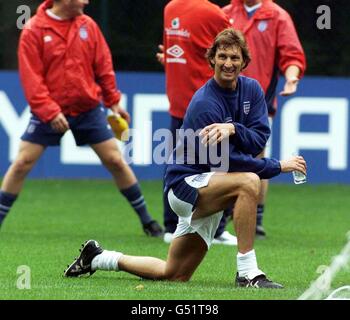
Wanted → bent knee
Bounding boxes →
[240,173,260,198]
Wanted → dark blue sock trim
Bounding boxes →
[0,191,18,207]
[121,184,142,201]
[120,184,152,225]
[0,191,17,224]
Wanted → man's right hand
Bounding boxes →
[280,156,307,175]
[199,123,235,146]
[50,112,69,133]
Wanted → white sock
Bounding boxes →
[237,249,264,279]
[91,250,123,271]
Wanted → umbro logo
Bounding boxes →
[166,45,184,58]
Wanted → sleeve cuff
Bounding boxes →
[104,91,122,108]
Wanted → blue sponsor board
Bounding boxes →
[0,71,349,183]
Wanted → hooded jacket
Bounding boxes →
[18,0,121,123]
[223,0,306,114]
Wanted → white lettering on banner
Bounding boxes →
[0,91,31,161]
[132,94,169,165]
[60,95,128,164]
[281,97,348,170]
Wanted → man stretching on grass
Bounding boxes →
[64,28,307,288]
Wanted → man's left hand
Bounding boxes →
[111,103,130,123]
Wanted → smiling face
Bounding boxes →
[211,45,245,89]
[206,28,251,90]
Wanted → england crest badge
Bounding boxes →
[257,20,268,32]
[243,101,251,115]
[79,26,88,40]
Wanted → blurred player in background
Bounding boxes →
[157,0,237,245]
[223,0,306,238]
[0,0,163,237]
[64,29,307,288]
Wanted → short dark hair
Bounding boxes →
[206,28,251,70]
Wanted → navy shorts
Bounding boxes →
[170,178,199,210]
[21,106,114,146]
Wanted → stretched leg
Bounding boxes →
[0,141,45,225]
[65,234,207,282]
[91,139,163,236]
[119,233,207,281]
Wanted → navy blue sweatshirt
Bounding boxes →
[164,76,281,190]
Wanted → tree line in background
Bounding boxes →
[0,0,348,76]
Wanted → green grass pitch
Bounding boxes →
[0,180,349,300]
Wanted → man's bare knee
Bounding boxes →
[239,173,261,199]
[103,153,126,172]
[11,157,36,176]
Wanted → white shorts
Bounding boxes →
[265,117,273,158]
[167,172,223,248]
